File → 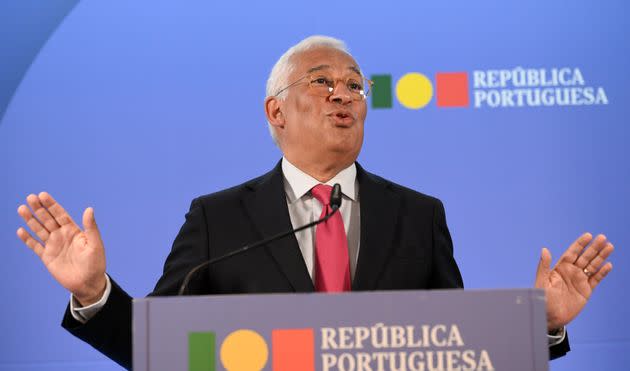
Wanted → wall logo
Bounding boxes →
[371,67,609,109]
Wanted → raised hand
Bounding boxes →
[535,233,614,331]
[17,192,107,306]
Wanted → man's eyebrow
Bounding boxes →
[348,66,362,76]
[306,65,331,73]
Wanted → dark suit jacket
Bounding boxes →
[62,162,569,369]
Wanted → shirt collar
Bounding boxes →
[282,157,357,203]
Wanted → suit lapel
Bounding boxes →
[352,164,401,290]
[242,161,315,292]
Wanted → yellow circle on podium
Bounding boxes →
[396,72,433,109]
[220,329,268,371]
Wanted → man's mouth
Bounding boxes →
[328,111,355,126]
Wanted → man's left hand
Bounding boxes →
[535,233,614,331]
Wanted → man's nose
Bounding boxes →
[329,82,353,105]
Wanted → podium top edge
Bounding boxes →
[133,287,545,304]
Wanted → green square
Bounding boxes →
[189,332,215,371]
[371,74,392,108]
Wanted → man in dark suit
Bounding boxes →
[16,36,614,370]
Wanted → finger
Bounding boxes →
[573,234,607,268]
[38,192,77,227]
[26,194,61,233]
[16,227,45,258]
[82,207,102,245]
[17,204,50,241]
[589,262,613,289]
[583,243,614,275]
[535,247,552,288]
[82,207,97,231]
[557,232,593,264]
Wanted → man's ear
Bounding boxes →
[264,96,285,129]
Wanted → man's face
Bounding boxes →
[271,47,368,169]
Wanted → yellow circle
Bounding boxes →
[395,72,433,109]
[220,329,268,371]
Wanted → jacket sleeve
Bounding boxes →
[61,278,133,370]
[549,330,571,360]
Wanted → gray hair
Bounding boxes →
[265,35,353,145]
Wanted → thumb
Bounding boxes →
[535,247,552,288]
[82,207,102,244]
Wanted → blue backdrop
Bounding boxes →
[1,1,628,370]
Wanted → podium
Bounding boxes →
[133,289,549,371]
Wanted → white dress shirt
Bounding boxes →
[281,157,360,280]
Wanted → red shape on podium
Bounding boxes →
[272,328,315,371]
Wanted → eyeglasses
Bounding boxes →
[274,74,374,101]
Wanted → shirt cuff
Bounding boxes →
[69,274,112,324]
[547,326,566,347]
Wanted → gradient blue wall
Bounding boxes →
[1,1,628,370]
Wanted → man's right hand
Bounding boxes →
[17,192,107,306]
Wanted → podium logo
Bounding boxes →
[371,67,608,110]
[189,328,315,371]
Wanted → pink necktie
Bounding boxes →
[311,184,351,292]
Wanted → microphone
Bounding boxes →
[330,183,342,210]
[178,183,343,295]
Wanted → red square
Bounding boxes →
[272,328,314,371]
[436,72,470,107]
